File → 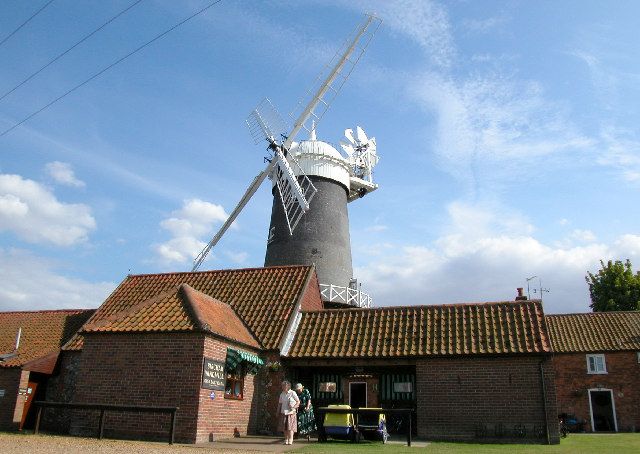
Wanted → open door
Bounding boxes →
[19,381,38,431]
[589,389,617,432]
[349,382,367,408]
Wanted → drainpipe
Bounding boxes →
[539,359,551,445]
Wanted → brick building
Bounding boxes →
[547,312,640,433]
[62,265,322,443]
[0,309,94,431]
[15,266,640,443]
[286,302,559,443]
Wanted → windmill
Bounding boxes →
[193,14,382,307]
[192,14,380,270]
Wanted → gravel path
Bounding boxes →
[0,433,261,453]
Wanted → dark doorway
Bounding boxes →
[349,382,367,408]
[589,390,617,432]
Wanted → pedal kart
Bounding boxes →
[318,404,360,442]
[356,408,389,443]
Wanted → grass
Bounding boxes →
[293,434,640,453]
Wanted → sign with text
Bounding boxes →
[202,358,226,390]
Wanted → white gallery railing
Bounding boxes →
[319,284,372,308]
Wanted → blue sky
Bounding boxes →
[1,0,639,314]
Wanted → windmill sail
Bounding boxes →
[191,14,381,271]
[273,151,317,234]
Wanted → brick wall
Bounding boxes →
[416,355,559,444]
[341,376,379,408]
[195,336,260,442]
[41,351,82,433]
[0,368,23,430]
[553,351,639,432]
[70,333,204,443]
[300,272,323,312]
[257,351,287,435]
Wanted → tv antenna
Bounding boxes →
[192,14,382,271]
[527,276,550,299]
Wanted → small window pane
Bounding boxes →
[587,354,606,374]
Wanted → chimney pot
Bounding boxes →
[515,288,527,301]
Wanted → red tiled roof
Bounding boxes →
[0,309,94,368]
[288,300,550,358]
[546,311,640,353]
[22,351,60,374]
[82,284,259,349]
[65,266,314,351]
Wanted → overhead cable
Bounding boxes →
[0,0,55,49]
[0,0,223,138]
[0,0,145,103]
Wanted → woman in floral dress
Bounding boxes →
[295,383,316,440]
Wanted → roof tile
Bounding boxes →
[0,309,94,368]
[288,300,550,358]
[65,266,312,350]
[546,311,640,353]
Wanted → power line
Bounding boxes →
[0,0,145,103]
[0,0,223,138]
[0,0,55,49]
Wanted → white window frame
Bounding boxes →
[588,388,618,432]
[586,354,607,374]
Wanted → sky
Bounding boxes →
[1,0,639,314]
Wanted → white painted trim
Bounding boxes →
[588,388,618,432]
[280,306,302,357]
[586,353,608,374]
[349,381,368,408]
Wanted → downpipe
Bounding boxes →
[539,359,551,445]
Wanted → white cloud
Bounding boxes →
[0,248,115,311]
[598,128,640,183]
[355,204,640,314]
[410,72,593,186]
[0,173,96,246]
[337,0,455,68]
[154,199,229,265]
[45,161,85,188]
[570,229,597,243]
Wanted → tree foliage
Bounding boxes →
[586,259,640,312]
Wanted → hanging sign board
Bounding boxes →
[202,358,225,391]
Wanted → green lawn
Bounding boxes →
[294,434,640,453]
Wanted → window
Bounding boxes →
[225,365,244,400]
[586,354,607,374]
[319,382,337,393]
[637,352,640,364]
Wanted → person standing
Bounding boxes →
[295,383,316,441]
[277,380,300,445]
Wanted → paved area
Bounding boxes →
[197,436,313,452]
[0,433,261,453]
[0,432,427,453]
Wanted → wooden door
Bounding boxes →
[19,381,38,431]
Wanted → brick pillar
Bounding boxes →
[257,352,286,434]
